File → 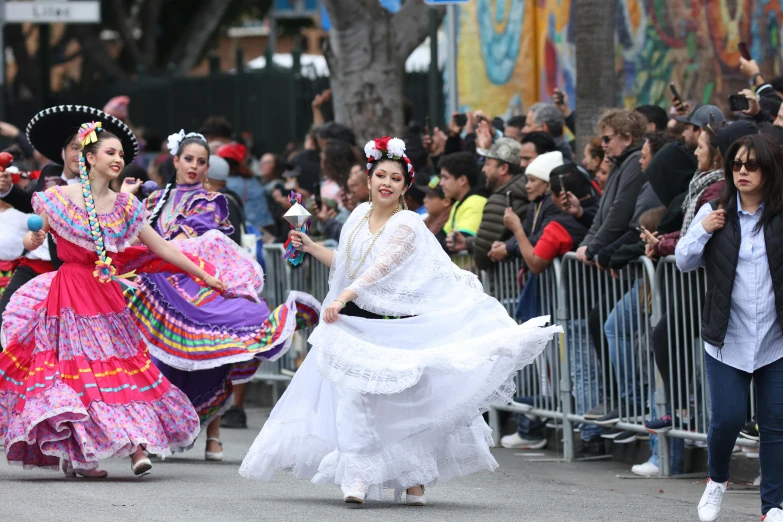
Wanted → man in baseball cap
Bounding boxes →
[674,104,726,151]
[448,138,530,270]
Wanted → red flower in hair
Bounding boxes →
[374,137,391,152]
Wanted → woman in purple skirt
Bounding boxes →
[122,130,319,460]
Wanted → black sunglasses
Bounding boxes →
[731,159,760,172]
[601,134,616,144]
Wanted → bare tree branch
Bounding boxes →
[140,0,166,68]
[71,26,131,81]
[108,0,145,68]
[165,0,233,74]
[392,0,444,61]
[6,24,41,99]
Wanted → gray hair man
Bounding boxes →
[523,102,574,162]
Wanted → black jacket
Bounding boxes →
[551,195,599,248]
[3,164,67,268]
[600,142,697,269]
[2,164,64,214]
[218,187,245,246]
[505,193,559,258]
[701,198,783,347]
[581,145,645,258]
[468,174,529,271]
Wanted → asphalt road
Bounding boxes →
[0,408,762,522]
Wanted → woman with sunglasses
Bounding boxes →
[676,133,783,522]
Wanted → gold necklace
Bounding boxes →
[345,205,402,280]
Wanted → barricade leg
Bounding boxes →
[489,407,502,446]
[560,327,574,461]
[655,373,671,476]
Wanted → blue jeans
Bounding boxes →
[516,413,546,440]
[705,353,783,515]
[648,393,684,474]
[568,319,603,442]
[604,283,644,408]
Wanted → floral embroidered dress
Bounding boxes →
[125,183,319,425]
[0,186,200,470]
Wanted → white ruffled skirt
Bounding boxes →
[239,295,561,500]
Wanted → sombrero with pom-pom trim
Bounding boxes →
[26,105,139,165]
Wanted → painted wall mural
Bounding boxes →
[457,0,783,119]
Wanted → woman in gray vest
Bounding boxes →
[676,133,783,522]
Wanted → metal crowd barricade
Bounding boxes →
[485,259,564,449]
[251,244,312,391]
[452,251,480,276]
[249,235,766,477]
[557,253,658,460]
[486,253,659,461]
[257,243,760,473]
[653,256,757,475]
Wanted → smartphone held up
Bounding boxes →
[728,94,750,112]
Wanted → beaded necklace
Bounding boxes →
[345,204,402,280]
[77,121,116,283]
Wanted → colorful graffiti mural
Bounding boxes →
[457,0,783,118]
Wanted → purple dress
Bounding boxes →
[125,183,320,425]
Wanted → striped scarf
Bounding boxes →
[681,169,723,235]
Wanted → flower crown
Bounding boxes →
[364,136,415,185]
[167,129,207,154]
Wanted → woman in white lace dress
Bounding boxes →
[239,137,561,506]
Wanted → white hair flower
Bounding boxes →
[387,137,406,159]
[364,140,382,161]
[167,130,207,154]
[167,129,186,154]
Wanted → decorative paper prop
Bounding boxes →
[282,192,311,266]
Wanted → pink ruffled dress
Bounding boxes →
[0,186,201,471]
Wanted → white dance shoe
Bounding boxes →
[341,483,367,504]
[205,438,224,461]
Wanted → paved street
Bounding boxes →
[0,408,761,521]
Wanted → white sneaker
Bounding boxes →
[763,508,783,521]
[500,432,547,449]
[743,446,760,459]
[698,479,727,522]
[754,475,762,487]
[631,461,660,477]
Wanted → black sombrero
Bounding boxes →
[25,105,139,165]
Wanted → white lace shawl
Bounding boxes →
[326,203,486,317]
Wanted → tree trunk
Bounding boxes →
[72,26,131,81]
[574,0,616,155]
[166,0,234,75]
[322,0,442,144]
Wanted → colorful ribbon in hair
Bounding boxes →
[282,191,310,267]
[78,121,103,146]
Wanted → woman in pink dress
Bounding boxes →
[0,119,223,478]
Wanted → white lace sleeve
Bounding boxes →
[348,224,416,295]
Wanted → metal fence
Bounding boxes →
[250,245,757,476]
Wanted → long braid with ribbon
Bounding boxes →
[77,121,119,283]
